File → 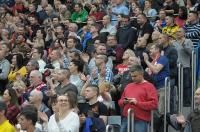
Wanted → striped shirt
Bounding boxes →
[184,22,200,47]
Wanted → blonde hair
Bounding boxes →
[13,80,27,90]
[124,49,135,58]
[98,81,112,93]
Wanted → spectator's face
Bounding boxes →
[18,115,29,130]
[137,38,146,48]
[134,8,142,16]
[107,36,117,47]
[165,16,173,26]
[36,30,43,38]
[49,50,58,61]
[57,95,70,110]
[55,70,66,82]
[53,18,59,25]
[87,18,94,26]
[96,45,107,54]
[67,38,75,49]
[102,16,110,25]
[121,18,129,26]
[29,91,37,104]
[28,4,35,12]
[158,34,166,45]
[95,55,104,66]
[17,27,25,35]
[159,11,166,20]
[137,15,144,25]
[11,55,17,66]
[130,71,143,83]
[176,28,185,38]
[194,88,200,106]
[45,6,52,15]
[90,26,97,34]
[68,62,77,73]
[152,31,161,41]
[122,50,130,60]
[187,13,197,24]
[2,89,10,103]
[84,87,97,100]
[29,72,40,86]
[74,5,81,12]
[56,26,63,34]
[149,45,158,57]
[16,35,24,43]
[144,1,151,9]
[54,1,61,10]
[128,57,139,68]
[29,17,37,25]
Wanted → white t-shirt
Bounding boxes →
[48,111,80,132]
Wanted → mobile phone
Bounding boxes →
[124,97,128,100]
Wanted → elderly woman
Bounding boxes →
[48,92,80,132]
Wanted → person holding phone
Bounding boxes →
[118,65,158,132]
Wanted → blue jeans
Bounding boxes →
[120,117,148,132]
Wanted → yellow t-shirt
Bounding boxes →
[162,25,179,39]
[8,66,27,81]
[0,120,16,132]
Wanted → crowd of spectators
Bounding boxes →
[0,0,200,132]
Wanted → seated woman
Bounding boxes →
[115,49,135,74]
[8,53,27,82]
[2,88,20,125]
[48,92,80,132]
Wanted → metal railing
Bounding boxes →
[106,125,114,132]
[148,111,154,132]
[128,108,134,132]
[191,50,197,110]
[178,63,183,114]
[164,77,171,132]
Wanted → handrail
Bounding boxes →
[164,77,170,132]
[150,111,154,132]
[106,125,113,132]
[128,108,134,132]
[191,50,197,110]
[178,63,183,114]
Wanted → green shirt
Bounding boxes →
[71,9,88,23]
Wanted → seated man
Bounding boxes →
[167,87,200,132]
[71,3,88,23]
[79,84,108,131]
[24,70,49,105]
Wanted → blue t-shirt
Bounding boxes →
[152,56,169,89]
